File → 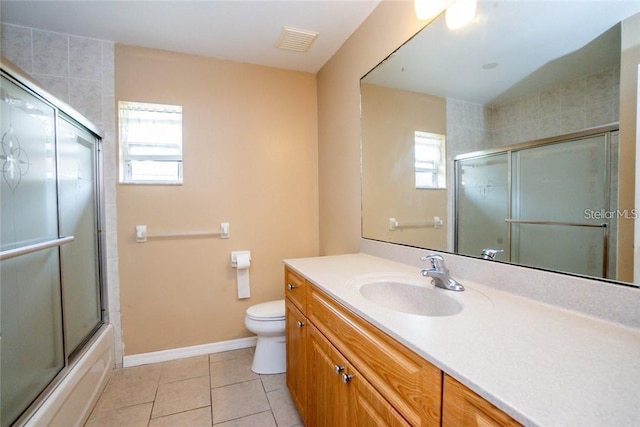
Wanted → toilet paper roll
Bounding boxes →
[236,252,251,269]
[235,253,251,299]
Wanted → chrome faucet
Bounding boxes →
[481,248,504,261]
[420,254,464,292]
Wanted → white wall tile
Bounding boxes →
[585,101,614,126]
[1,24,33,73]
[102,67,115,97]
[539,85,562,117]
[561,77,586,111]
[70,78,102,125]
[70,36,102,80]
[102,41,115,69]
[33,29,69,77]
[31,73,70,103]
[560,108,586,133]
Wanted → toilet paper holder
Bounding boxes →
[231,251,251,268]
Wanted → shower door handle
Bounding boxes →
[0,236,75,261]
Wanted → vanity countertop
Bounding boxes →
[284,253,640,427]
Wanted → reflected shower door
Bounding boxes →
[58,118,102,356]
[510,135,609,277]
[0,77,65,426]
[456,153,509,259]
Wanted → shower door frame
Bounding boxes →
[1,62,109,426]
[454,123,617,278]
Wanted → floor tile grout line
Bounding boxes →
[213,409,274,426]
[146,361,163,425]
[208,352,214,425]
[149,404,212,423]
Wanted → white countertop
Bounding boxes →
[284,253,640,427]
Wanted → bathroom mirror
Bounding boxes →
[361,1,640,286]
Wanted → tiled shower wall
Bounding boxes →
[1,23,123,367]
[489,64,620,147]
[446,64,621,151]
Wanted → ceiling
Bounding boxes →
[363,1,640,105]
[0,0,381,73]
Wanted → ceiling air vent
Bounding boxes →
[275,26,319,53]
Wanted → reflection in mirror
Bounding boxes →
[360,1,640,286]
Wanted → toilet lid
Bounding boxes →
[247,299,285,320]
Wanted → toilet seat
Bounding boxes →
[246,299,285,321]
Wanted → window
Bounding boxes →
[118,101,183,184]
[415,131,446,189]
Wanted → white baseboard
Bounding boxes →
[123,336,258,368]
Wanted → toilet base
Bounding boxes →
[252,335,286,374]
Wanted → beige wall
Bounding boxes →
[361,83,447,249]
[620,14,640,282]
[317,0,430,254]
[116,45,319,355]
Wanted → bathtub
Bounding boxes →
[24,324,114,427]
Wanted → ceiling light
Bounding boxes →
[414,0,446,21]
[275,27,319,53]
[446,0,477,30]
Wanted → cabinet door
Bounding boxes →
[285,298,307,420]
[443,375,521,427]
[307,324,350,427]
[308,323,410,427]
[350,368,411,427]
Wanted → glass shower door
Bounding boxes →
[510,135,609,277]
[58,117,102,356]
[456,153,509,259]
[1,77,65,426]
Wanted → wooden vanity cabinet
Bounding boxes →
[285,267,517,427]
[443,375,521,427]
[284,265,441,426]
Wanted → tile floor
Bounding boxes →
[85,348,303,427]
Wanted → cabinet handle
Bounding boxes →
[297,320,305,327]
[287,284,297,290]
[341,373,353,384]
[333,364,345,374]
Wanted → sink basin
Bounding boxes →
[354,275,463,317]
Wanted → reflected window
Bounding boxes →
[119,101,183,184]
[415,131,446,189]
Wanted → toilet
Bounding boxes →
[244,299,286,374]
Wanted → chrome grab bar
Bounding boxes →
[505,219,607,228]
[0,236,75,261]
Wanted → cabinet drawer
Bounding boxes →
[443,375,521,427]
[308,286,441,426]
[284,267,307,312]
